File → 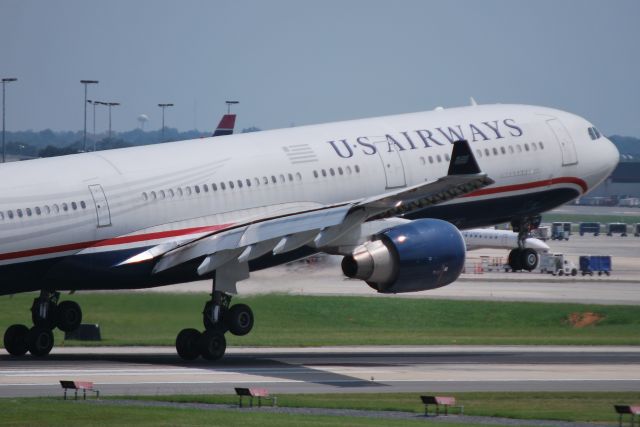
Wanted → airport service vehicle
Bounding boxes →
[634,223,640,237]
[539,253,578,276]
[579,255,611,276]
[618,198,639,208]
[461,228,549,271]
[530,226,550,241]
[606,223,628,236]
[0,103,619,360]
[579,222,601,236]
[551,222,571,240]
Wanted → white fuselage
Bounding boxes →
[462,228,550,252]
[0,104,619,294]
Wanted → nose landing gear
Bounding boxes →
[3,291,83,357]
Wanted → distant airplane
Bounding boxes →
[461,228,550,270]
[212,114,236,137]
[0,103,619,360]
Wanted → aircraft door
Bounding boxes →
[88,184,112,227]
[374,138,406,189]
[547,118,578,166]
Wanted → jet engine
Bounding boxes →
[341,219,465,293]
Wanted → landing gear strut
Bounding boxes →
[175,277,254,361]
[3,291,83,357]
[508,216,541,272]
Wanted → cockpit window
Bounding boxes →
[588,127,602,140]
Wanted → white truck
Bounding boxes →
[539,253,578,276]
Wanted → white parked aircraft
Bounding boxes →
[461,228,550,270]
[0,103,618,360]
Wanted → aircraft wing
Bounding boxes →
[118,140,492,276]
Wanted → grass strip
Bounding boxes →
[1,293,639,346]
[129,391,640,424]
[0,397,483,427]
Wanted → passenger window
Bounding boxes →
[71,202,77,210]
[142,192,149,201]
[159,190,165,199]
[313,170,319,178]
[254,178,260,186]
[220,182,226,190]
[80,201,86,209]
[263,176,269,185]
[296,172,302,181]
[338,166,344,174]
[246,179,251,187]
[500,147,506,154]
[484,148,490,156]
[7,210,13,219]
[229,181,235,189]
[355,165,360,173]
[508,146,514,154]
[532,143,537,151]
[237,180,243,188]
[185,187,192,196]
[177,188,183,196]
[539,142,544,150]
[288,173,294,181]
[516,145,522,153]
[26,208,33,216]
[279,174,285,183]
[0,212,3,220]
[53,204,60,213]
[329,168,335,176]
[492,148,498,155]
[476,150,482,158]
[321,170,327,177]
[346,166,352,175]
[62,203,68,212]
[271,175,277,184]
[445,153,450,161]
[203,184,209,192]
[212,183,217,191]
[44,205,51,214]
[524,143,530,151]
[17,209,23,217]
[429,156,434,163]
[35,207,42,215]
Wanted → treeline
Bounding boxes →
[3,126,262,159]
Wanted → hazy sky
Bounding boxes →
[1,0,639,136]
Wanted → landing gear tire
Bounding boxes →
[508,249,522,271]
[198,330,226,361]
[56,301,82,332]
[4,324,29,356]
[520,248,539,271]
[26,326,54,357]
[203,301,229,332]
[31,299,57,330]
[176,328,201,360]
[226,304,254,336]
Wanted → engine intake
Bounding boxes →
[341,219,465,293]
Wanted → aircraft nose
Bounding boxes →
[603,137,620,174]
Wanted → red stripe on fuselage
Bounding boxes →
[0,224,233,262]
[463,177,588,198]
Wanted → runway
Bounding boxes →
[2,346,640,397]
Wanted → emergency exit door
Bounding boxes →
[375,138,406,189]
[88,184,112,227]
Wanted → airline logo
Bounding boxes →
[326,118,523,158]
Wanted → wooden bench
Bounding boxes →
[614,405,640,427]
[420,395,463,416]
[60,381,100,400]
[234,387,277,408]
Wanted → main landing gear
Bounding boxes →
[507,216,542,272]
[175,283,254,361]
[3,291,82,357]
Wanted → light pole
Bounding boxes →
[80,80,98,152]
[158,103,174,142]
[2,77,18,163]
[105,102,120,141]
[225,100,239,114]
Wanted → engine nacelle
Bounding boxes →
[341,219,465,293]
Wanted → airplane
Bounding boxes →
[461,228,550,270]
[0,103,619,360]
[212,114,236,137]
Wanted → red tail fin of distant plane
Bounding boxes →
[212,114,236,136]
